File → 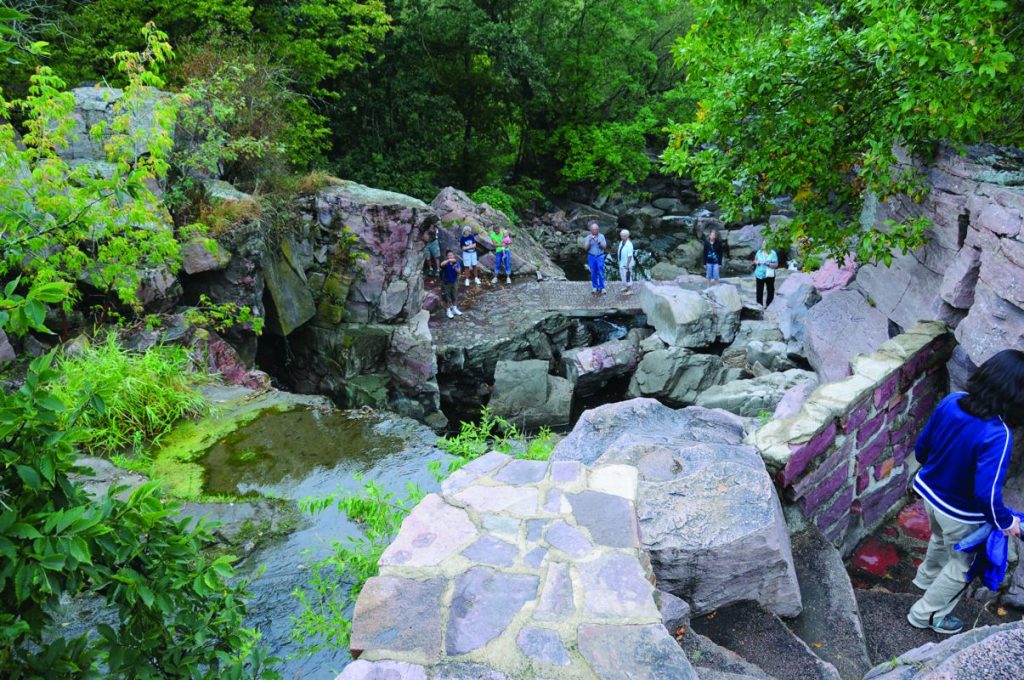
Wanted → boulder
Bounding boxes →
[954,276,1024,366]
[640,282,741,348]
[651,262,689,280]
[562,338,639,394]
[696,370,818,418]
[853,255,943,332]
[181,237,232,275]
[671,240,705,269]
[803,289,890,382]
[553,399,802,618]
[722,224,762,269]
[721,321,785,369]
[627,348,735,407]
[746,340,795,373]
[135,266,181,312]
[863,622,1024,680]
[262,242,316,336]
[809,258,858,294]
[767,280,821,353]
[940,246,982,309]
[311,181,436,323]
[432,187,565,280]
[652,197,687,213]
[489,359,573,429]
[61,86,168,165]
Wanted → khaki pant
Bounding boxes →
[908,499,982,626]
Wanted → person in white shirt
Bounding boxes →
[617,229,635,295]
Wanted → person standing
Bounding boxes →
[618,229,635,295]
[703,230,724,288]
[753,241,779,307]
[490,227,513,284]
[460,226,481,286]
[584,222,608,295]
[439,250,463,319]
[424,223,441,277]
[907,349,1024,634]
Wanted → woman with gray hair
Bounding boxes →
[617,229,635,295]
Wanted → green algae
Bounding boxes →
[120,386,332,500]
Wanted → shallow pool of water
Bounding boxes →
[199,408,448,680]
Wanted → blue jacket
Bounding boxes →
[913,393,1016,530]
[955,518,1024,592]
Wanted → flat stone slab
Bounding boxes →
[337,452,698,679]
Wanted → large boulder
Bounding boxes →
[767,280,821,355]
[954,273,1024,366]
[431,187,565,280]
[627,348,736,407]
[696,369,818,418]
[311,181,437,324]
[61,86,169,166]
[803,289,890,382]
[552,399,802,618]
[640,283,741,348]
[721,321,786,369]
[489,359,573,429]
[0,329,15,365]
[562,337,639,395]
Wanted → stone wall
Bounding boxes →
[748,322,954,554]
[855,144,1024,372]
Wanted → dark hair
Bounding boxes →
[960,349,1024,427]
[445,249,454,256]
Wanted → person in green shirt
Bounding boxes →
[490,227,513,284]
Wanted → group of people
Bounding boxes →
[582,222,638,296]
[422,221,789,317]
[424,224,515,319]
[702,228,779,308]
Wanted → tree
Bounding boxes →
[1,23,180,313]
[663,0,1024,264]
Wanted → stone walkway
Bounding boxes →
[338,451,696,679]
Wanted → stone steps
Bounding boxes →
[788,526,872,680]
[690,602,841,680]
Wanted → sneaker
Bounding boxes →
[491,276,498,284]
[446,308,454,319]
[907,613,963,635]
[465,278,470,287]
[505,276,511,284]
[453,306,462,316]
[474,277,481,285]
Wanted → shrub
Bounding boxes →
[53,335,208,456]
[0,353,278,677]
[470,185,519,223]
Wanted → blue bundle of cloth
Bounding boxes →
[954,512,1024,591]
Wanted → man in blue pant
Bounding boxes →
[584,222,607,295]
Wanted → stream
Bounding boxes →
[199,407,449,679]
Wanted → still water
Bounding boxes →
[198,408,448,680]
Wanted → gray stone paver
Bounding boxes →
[338,451,697,679]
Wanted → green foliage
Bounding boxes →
[185,294,265,336]
[470,185,519,223]
[0,23,180,320]
[557,110,656,194]
[664,0,1024,263]
[52,335,208,456]
[0,353,278,677]
[291,477,423,656]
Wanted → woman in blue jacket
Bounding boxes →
[908,349,1024,634]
